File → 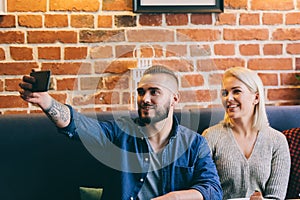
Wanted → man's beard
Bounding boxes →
[138,103,170,125]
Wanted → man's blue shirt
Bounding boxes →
[60,106,222,200]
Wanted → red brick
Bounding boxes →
[5,78,22,91]
[97,15,113,28]
[180,90,217,103]
[38,47,61,60]
[177,29,220,41]
[127,29,174,42]
[263,44,283,55]
[115,15,136,27]
[166,45,188,57]
[258,73,278,86]
[89,46,113,59]
[0,80,4,92]
[0,62,38,75]
[27,31,77,43]
[102,0,131,11]
[122,92,131,105]
[252,0,294,10]
[214,44,235,56]
[45,14,68,28]
[286,13,300,25]
[166,14,188,26]
[139,14,162,26]
[50,0,99,11]
[104,75,129,90]
[191,14,212,25]
[71,15,94,28]
[10,46,33,60]
[224,0,247,9]
[181,74,204,88]
[80,77,103,90]
[248,58,292,70]
[287,43,300,54]
[42,62,92,75]
[18,15,43,28]
[64,47,88,60]
[262,13,283,25]
[216,13,237,25]
[0,31,24,44]
[7,0,47,12]
[153,60,194,72]
[280,73,300,85]
[115,45,135,58]
[190,45,211,57]
[140,45,163,58]
[208,73,223,85]
[0,48,5,60]
[273,28,300,40]
[50,93,67,104]
[239,13,260,25]
[0,95,28,108]
[3,110,28,115]
[197,58,245,71]
[297,58,300,70]
[239,44,260,56]
[72,92,119,106]
[80,30,125,43]
[97,60,136,74]
[57,78,78,90]
[268,88,300,100]
[224,29,269,40]
[0,15,15,28]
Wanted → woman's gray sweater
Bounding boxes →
[203,124,290,200]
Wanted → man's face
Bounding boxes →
[137,73,178,125]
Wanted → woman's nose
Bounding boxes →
[227,92,234,101]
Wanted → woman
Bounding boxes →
[202,67,290,200]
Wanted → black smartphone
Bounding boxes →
[30,70,51,92]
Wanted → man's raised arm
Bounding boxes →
[19,75,71,128]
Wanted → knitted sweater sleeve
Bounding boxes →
[263,128,291,200]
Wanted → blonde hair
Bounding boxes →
[222,67,269,130]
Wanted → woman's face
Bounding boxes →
[221,76,259,121]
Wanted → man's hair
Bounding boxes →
[143,65,179,87]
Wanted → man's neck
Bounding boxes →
[145,117,173,152]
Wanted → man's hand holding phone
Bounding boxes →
[19,70,53,110]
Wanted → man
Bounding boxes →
[19,65,222,200]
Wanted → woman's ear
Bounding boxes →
[254,92,259,105]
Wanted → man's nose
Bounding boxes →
[142,91,151,103]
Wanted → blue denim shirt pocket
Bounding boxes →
[173,165,194,190]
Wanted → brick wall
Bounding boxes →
[0,0,299,114]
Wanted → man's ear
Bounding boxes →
[171,92,180,106]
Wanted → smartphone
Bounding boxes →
[30,70,51,92]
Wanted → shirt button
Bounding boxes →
[140,178,144,182]
[145,157,149,162]
[130,197,134,200]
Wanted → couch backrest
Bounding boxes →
[0,105,299,200]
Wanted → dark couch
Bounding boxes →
[0,106,299,200]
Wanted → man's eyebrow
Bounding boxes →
[137,87,161,90]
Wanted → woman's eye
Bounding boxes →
[221,90,228,97]
[233,89,241,94]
